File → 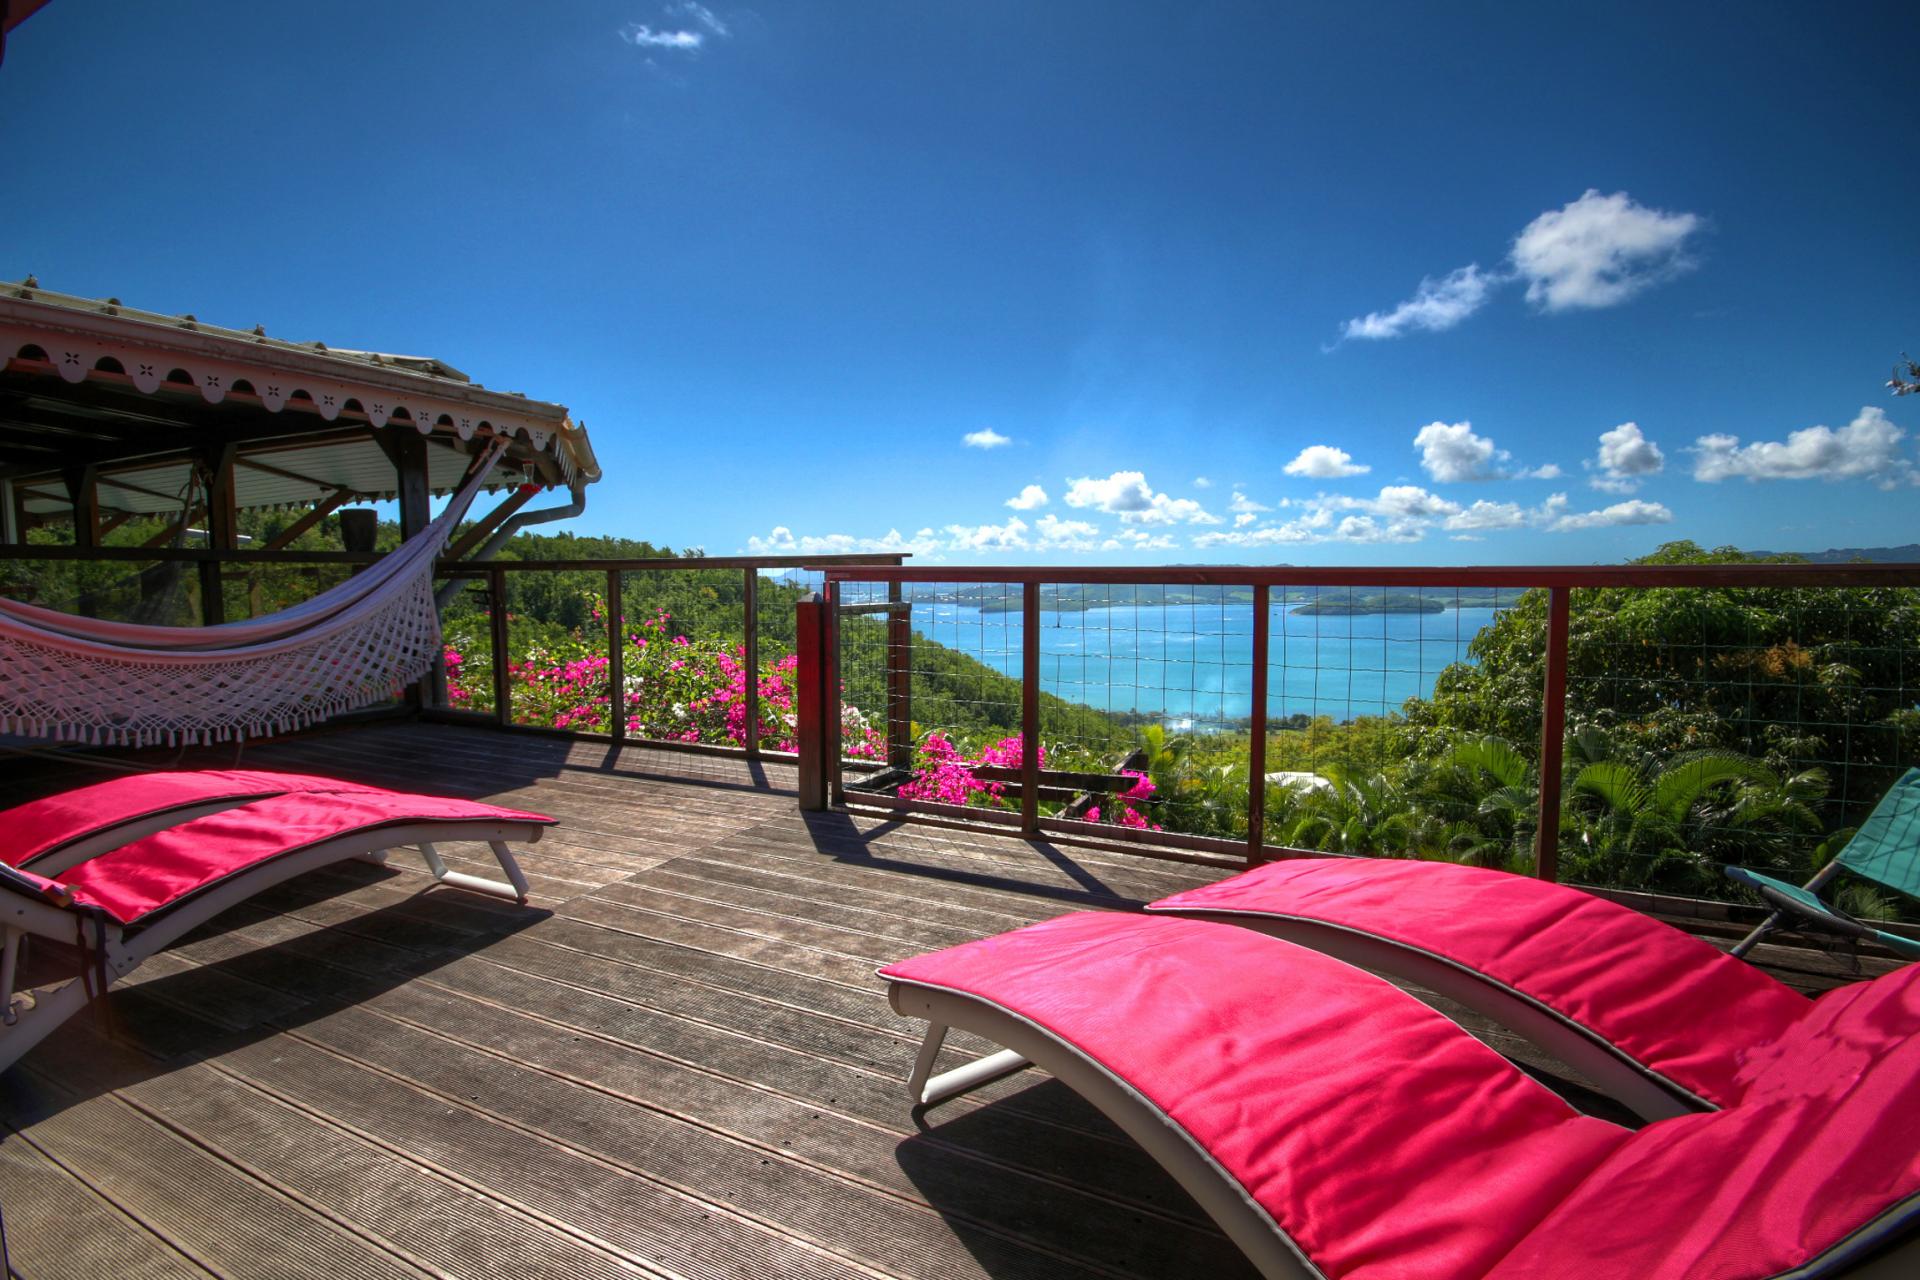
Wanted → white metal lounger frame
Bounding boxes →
[888,976,1920,1280]
[0,818,539,1072]
[1143,908,1708,1121]
[888,978,1324,1280]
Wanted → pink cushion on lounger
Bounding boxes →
[1484,961,1920,1278]
[884,913,1629,1280]
[54,790,553,925]
[6,769,386,868]
[1150,858,1810,1108]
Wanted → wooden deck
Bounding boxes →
[0,721,1881,1279]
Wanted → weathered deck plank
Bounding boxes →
[0,719,1876,1279]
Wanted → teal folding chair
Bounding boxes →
[1727,767,1920,960]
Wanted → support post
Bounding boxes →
[743,567,761,757]
[489,566,511,726]
[607,569,625,742]
[197,444,236,625]
[1247,583,1270,865]
[61,464,98,549]
[795,595,830,811]
[1021,581,1040,837]
[886,582,913,771]
[1534,585,1571,882]
[380,426,433,710]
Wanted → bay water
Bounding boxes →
[906,601,1505,727]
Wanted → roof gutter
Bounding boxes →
[433,479,588,610]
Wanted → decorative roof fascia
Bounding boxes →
[0,289,601,484]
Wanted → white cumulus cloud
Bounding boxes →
[1192,476,1212,489]
[1511,190,1703,312]
[944,517,1030,552]
[963,428,1011,449]
[1691,407,1912,487]
[1005,484,1048,510]
[1034,514,1101,550]
[1414,421,1506,483]
[1341,265,1495,341]
[1283,445,1371,479]
[1589,422,1665,493]
[1444,500,1528,533]
[1063,470,1219,524]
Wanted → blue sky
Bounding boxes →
[3,1,1915,564]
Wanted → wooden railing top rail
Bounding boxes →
[0,547,908,571]
[816,562,1920,589]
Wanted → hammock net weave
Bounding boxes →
[0,442,506,746]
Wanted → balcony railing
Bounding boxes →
[0,544,907,758]
[794,562,1920,902]
[8,541,1920,910]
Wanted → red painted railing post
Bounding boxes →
[1021,581,1041,837]
[1247,583,1270,866]
[743,567,761,757]
[607,568,625,743]
[795,595,829,811]
[1534,585,1571,881]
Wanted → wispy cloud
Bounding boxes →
[1228,490,1270,514]
[1691,407,1913,487]
[1282,444,1371,479]
[1588,422,1665,493]
[1063,470,1221,525]
[1340,265,1495,341]
[621,25,704,49]
[1191,476,1213,489]
[1005,484,1048,510]
[1337,190,1704,341]
[963,428,1011,449]
[620,3,730,53]
[745,525,940,556]
[1535,494,1674,532]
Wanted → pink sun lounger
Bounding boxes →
[0,771,552,1072]
[883,912,1920,1280]
[1148,857,1812,1120]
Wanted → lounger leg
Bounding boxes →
[0,930,19,1027]
[1730,909,1785,958]
[905,1021,1030,1107]
[414,840,531,904]
[0,974,103,1074]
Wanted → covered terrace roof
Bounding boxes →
[0,281,600,524]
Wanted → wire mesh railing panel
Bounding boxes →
[1554,583,1920,906]
[1263,584,1522,864]
[0,555,204,625]
[1037,584,1252,840]
[501,568,614,735]
[753,567,823,756]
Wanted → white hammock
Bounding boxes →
[0,441,507,747]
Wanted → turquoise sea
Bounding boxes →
[905,601,1506,726]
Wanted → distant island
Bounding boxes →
[1748,544,1920,564]
[1293,592,1447,615]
